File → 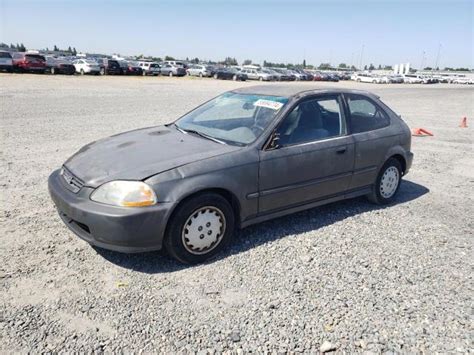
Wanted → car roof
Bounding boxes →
[231,85,378,99]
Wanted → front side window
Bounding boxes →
[276,96,346,146]
[346,95,390,133]
[175,93,288,145]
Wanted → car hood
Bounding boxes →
[64,125,239,188]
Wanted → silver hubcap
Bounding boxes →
[182,206,226,255]
[380,166,400,198]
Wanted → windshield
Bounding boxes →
[175,93,288,145]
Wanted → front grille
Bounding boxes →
[61,167,84,193]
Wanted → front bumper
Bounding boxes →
[48,169,171,253]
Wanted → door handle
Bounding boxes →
[336,147,347,154]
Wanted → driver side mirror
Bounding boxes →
[267,132,281,150]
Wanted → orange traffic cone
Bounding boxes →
[411,128,434,137]
[459,116,468,128]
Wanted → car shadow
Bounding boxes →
[94,179,429,273]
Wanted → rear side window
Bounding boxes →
[346,95,390,133]
[0,52,12,58]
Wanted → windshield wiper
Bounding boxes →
[174,124,227,145]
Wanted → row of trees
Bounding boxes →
[0,43,27,51]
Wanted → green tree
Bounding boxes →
[303,59,306,68]
[192,57,199,64]
[318,63,331,70]
[378,64,382,70]
[164,55,175,61]
[72,47,77,56]
[364,65,368,70]
[67,46,72,53]
[243,59,252,65]
[54,45,59,51]
[383,65,393,70]
[368,63,375,70]
[338,63,347,68]
[18,43,26,52]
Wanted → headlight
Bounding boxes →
[90,181,157,207]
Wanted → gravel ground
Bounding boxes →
[1,74,473,353]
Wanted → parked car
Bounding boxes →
[0,51,13,72]
[164,60,187,68]
[45,57,75,75]
[272,68,295,81]
[264,68,284,81]
[12,52,46,73]
[48,86,413,264]
[389,75,404,83]
[160,63,186,77]
[72,59,101,75]
[402,74,423,84]
[288,69,307,81]
[97,58,124,75]
[138,61,161,76]
[213,67,247,81]
[241,68,275,81]
[186,64,214,77]
[452,76,473,84]
[353,72,376,83]
[118,61,143,75]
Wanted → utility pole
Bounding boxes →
[358,44,364,70]
[420,50,426,70]
[434,43,442,71]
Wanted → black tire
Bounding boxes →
[199,72,203,78]
[259,77,264,81]
[367,158,402,205]
[164,193,235,264]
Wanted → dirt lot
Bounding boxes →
[1,74,473,353]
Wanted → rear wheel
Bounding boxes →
[259,77,264,81]
[169,71,173,77]
[367,158,402,205]
[80,69,85,75]
[164,193,235,264]
[199,72,203,78]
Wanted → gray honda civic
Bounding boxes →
[49,86,413,264]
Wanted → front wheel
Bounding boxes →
[164,193,235,264]
[169,72,173,77]
[367,158,402,205]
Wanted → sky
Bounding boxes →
[0,0,473,68]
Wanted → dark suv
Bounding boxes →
[12,53,46,73]
[98,58,124,75]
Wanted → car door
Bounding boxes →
[258,94,355,214]
[343,94,399,190]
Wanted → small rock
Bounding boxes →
[320,341,336,353]
[230,330,241,342]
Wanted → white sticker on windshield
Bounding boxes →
[254,99,284,110]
